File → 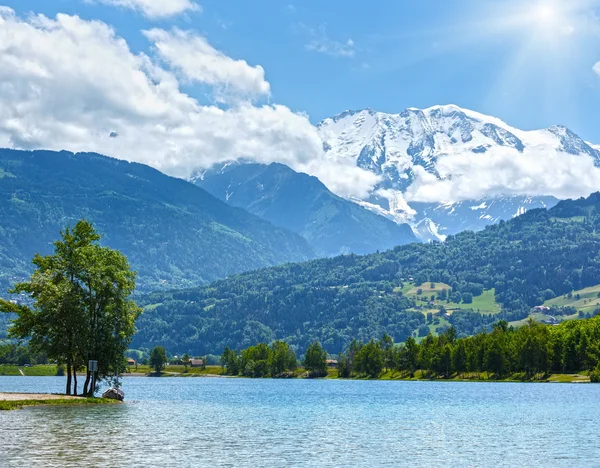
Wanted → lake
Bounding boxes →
[1,377,599,467]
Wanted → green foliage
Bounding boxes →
[150,346,167,373]
[0,148,314,293]
[0,343,47,365]
[134,193,600,355]
[590,365,600,383]
[0,220,141,395]
[354,340,384,378]
[303,342,327,377]
[221,341,297,377]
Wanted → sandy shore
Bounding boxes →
[0,393,83,401]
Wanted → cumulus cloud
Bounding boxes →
[0,8,377,199]
[91,0,200,18]
[594,61,600,76]
[404,146,600,203]
[144,28,270,102]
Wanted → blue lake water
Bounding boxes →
[1,376,600,467]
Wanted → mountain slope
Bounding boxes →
[134,192,600,355]
[193,162,417,256]
[0,149,315,292]
[318,105,597,238]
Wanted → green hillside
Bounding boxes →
[544,284,600,313]
[132,193,600,355]
[0,149,316,292]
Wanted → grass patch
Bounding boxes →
[544,284,600,313]
[401,282,500,315]
[0,398,120,411]
[0,365,61,376]
[128,365,224,376]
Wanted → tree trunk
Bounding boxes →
[83,370,91,396]
[66,364,72,395]
[73,369,78,396]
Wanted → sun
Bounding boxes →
[534,4,557,24]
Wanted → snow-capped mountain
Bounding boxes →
[318,105,598,240]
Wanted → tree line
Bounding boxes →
[221,316,600,382]
[221,341,331,378]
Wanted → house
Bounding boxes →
[532,306,551,312]
[127,358,136,366]
[190,359,204,367]
[326,359,338,368]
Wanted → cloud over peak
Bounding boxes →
[0,8,378,199]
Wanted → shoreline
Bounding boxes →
[0,393,121,411]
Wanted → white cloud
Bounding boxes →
[144,28,270,102]
[301,24,356,58]
[91,0,200,18]
[594,61,600,76]
[404,146,600,203]
[0,8,377,199]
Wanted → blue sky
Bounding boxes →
[4,0,600,141]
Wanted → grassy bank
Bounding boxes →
[353,370,591,383]
[0,397,121,411]
[1,364,591,383]
[0,364,62,376]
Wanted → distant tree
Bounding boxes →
[150,346,167,373]
[355,340,384,378]
[182,353,190,371]
[303,342,327,377]
[430,282,435,289]
[381,333,394,372]
[462,292,473,304]
[417,288,423,296]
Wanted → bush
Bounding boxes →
[590,366,600,383]
[56,365,65,376]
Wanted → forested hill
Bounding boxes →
[0,149,315,292]
[134,193,600,355]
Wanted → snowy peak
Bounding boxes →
[318,105,599,241]
[319,105,600,194]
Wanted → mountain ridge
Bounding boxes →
[193,161,417,256]
[0,148,316,293]
[318,104,598,239]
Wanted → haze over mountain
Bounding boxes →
[318,105,600,240]
[0,149,315,293]
[194,162,417,256]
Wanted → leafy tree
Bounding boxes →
[182,353,190,371]
[355,340,384,378]
[303,342,327,377]
[150,346,167,373]
[0,221,140,395]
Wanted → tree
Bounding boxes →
[182,353,190,372]
[150,346,167,373]
[0,220,140,396]
[303,341,327,377]
[355,340,384,378]
[269,341,297,376]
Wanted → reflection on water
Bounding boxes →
[1,376,600,467]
